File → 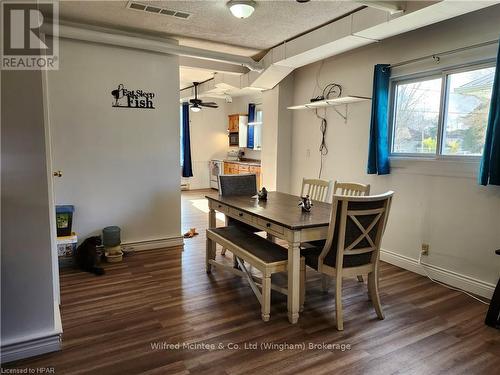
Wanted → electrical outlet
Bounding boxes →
[421,243,429,256]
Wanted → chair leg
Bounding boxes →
[261,273,271,322]
[335,273,344,331]
[300,258,306,312]
[485,277,500,327]
[321,275,331,292]
[368,268,384,320]
[357,275,364,282]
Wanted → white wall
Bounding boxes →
[1,70,60,360]
[183,98,228,189]
[262,74,294,192]
[48,38,181,244]
[290,7,500,292]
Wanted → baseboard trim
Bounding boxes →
[1,303,63,364]
[380,249,495,300]
[122,236,184,252]
[1,332,61,364]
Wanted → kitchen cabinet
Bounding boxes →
[224,162,239,175]
[249,165,262,189]
[227,114,248,147]
[223,162,261,189]
[228,115,240,132]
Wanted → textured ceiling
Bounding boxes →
[58,0,361,57]
[179,66,215,89]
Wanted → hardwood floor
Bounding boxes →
[4,189,499,374]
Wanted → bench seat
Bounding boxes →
[209,227,288,264]
[206,226,304,322]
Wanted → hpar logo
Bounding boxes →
[1,1,59,70]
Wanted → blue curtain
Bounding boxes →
[367,64,391,175]
[479,41,500,186]
[247,103,256,149]
[181,102,193,177]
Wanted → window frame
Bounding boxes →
[388,59,496,161]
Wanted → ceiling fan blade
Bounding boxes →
[200,102,219,108]
[201,102,219,108]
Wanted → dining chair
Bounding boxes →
[334,181,370,282]
[301,178,333,203]
[301,191,394,330]
[218,174,260,258]
[333,181,371,196]
[485,249,500,329]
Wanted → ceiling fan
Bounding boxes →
[189,82,219,112]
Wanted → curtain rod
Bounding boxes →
[388,39,498,69]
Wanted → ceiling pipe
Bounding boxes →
[356,1,404,14]
[40,23,263,72]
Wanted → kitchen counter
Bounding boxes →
[222,159,261,166]
[216,159,262,188]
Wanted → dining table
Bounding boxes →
[205,191,332,324]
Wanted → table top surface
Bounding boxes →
[206,191,332,230]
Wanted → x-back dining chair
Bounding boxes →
[301,178,333,203]
[301,191,394,330]
[218,174,259,258]
[334,181,371,282]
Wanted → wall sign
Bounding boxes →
[111,84,155,109]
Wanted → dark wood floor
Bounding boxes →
[4,189,499,374]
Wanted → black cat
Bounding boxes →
[76,236,105,275]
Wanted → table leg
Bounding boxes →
[208,207,216,229]
[287,235,301,324]
[206,208,216,273]
[221,216,228,256]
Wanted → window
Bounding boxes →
[390,63,495,157]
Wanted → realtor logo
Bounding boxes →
[111,84,156,109]
[1,1,59,70]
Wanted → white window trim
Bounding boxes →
[388,59,496,162]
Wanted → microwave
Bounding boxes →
[229,132,239,146]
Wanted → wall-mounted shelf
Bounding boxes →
[287,95,371,123]
[287,95,371,110]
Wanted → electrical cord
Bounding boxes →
[315,109,328,179]
[322,83,342,100]
[310,77,342,179]
[417,252,489,305]
[313,60,325,98]
[310,83,343,102]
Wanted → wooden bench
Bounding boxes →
[206,226,305,322]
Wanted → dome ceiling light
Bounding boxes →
[227,0,256,19]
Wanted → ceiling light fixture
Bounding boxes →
[227,0,256,19]
[190,103,201,112]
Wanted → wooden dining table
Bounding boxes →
[205,191,332,324]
